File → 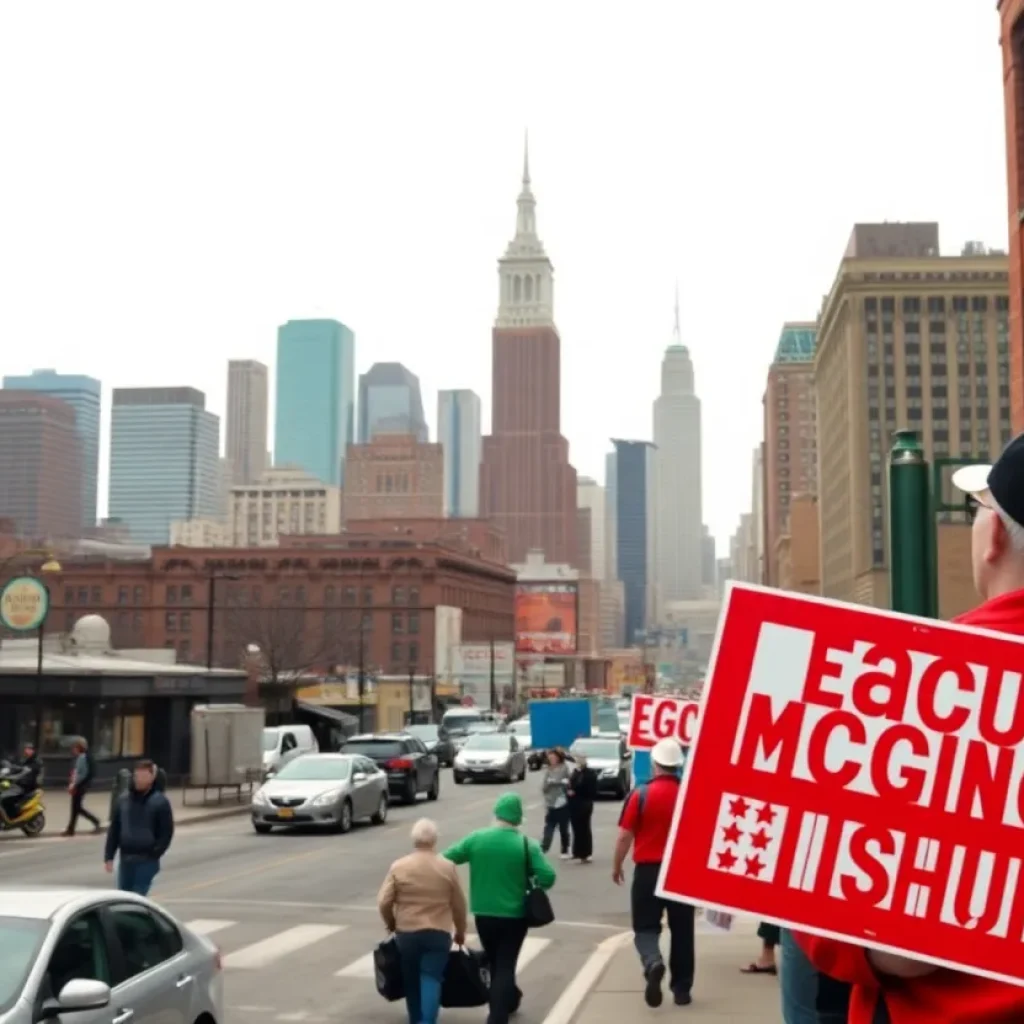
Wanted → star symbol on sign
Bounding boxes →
[744,854,766,878]
[728,796,750,819]
[721,820,743,845]
[717,848,739,871]
[749,828,771,851]
[755,803,776,826]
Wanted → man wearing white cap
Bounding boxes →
[793,435,1024,1023]
[612,736,694,1008]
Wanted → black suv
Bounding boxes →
[343,733,440,804]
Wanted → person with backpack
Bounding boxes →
[611,737,694,1009]
[63,737,101,836]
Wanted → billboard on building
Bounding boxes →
[433,605,463,685]
[452,642,514,707]
[515,583,578,654]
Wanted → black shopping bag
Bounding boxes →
[373,938,404,1002]
[522,837,555,928]
[440,946,490,1008]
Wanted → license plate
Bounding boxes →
[277,808,294,819]
[471,767,484,772]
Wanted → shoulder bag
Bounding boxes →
[522,837,555,928]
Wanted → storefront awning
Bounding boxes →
[295,701,360,729]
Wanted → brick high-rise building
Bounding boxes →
[999,1,1024,431]
[762,323,818,586]
[0,392,82,539]
[343,434,444,521]
[815,223,1010,607]
[480,142,578,564]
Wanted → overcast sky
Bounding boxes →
[0,1,1006,549]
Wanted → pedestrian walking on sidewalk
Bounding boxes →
[444,792,556,1024]
[612,737,694,1009]
[539,749,571,859]
[377,818,468,1024]
[62,738,101,837]
[740,921,779,975]
[567,754,597,863]
[103,759,174,895]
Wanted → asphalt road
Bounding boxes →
[0,770,636,1024]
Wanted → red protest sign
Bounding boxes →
[657,582,1024,987]
[628,694,699,750]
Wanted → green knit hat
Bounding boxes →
[494,792,523,826]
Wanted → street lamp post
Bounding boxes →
[488,634,496,712]
[888,430,934,617]
[408,661,416,723]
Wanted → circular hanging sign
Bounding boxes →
[0,576,49,632]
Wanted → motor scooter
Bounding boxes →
[0,762,45,836]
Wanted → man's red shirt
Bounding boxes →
[618,773,679,863]
[795,588,1024,1024]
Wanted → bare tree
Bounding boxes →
[222,602,343,685]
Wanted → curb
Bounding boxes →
[94,804,252,834]
[541,929,633,1024]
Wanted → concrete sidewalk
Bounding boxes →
[567,918,782,1023]
[0,785,251,839]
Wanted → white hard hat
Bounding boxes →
[651,737,683,768]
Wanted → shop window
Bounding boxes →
[93,700,145,758]
[40,704,92,757]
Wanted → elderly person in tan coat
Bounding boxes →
[378,818,468,1024]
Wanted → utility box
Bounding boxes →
[190,704,265,787]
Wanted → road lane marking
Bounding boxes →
[335,934,549,978]
[222,924,346,969]
[541,930,633,1024]
[162,846,330,897]
[184,919,235,936]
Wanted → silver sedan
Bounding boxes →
[251,752,390,834]
[0,886,222,1024]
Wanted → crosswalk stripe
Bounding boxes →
[185,919,235,937]
[222,924,347,969]
[335,934,550,979]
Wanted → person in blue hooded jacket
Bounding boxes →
[103,759,174,895]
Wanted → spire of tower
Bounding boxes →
[672,281,681,346]
[515,134,537,240]
[523,130,531,188]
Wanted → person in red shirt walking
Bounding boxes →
[795,435,1024,1024]
[612,737,693,1009]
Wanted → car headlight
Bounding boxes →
[312,789,344,807]
[253,789,271,806]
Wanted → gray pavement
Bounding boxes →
[0,769,643,1024]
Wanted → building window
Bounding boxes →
[408,642,419,666]
[64,587,75,605]
[180,612,191,633]
[167,586,178,606]
[133,586,144,605]
[391,642,403,664]
[117,587,128,605]
[77,587,87,604]
[392,613,404,634]
[409,587,420,606]
[408,612,420,635]
[362,587,374,607]
[343,587,356,605]
[165,613,177,633]
[93,699,145,759]
[181,585,193,603]
[392,587,405,605]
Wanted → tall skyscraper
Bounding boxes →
[108,387,220,544]
[275,319,355,486]
[480,142,578,564]
[576,477,606,580]
[438,389,482,517]
[815,223,1010,609]
[763,323,818,585]
[653,292,702,602]
[358,362,428,442]
[3,369,101,529]
[226,359,269,484]
[607,440,657,646]
[0,392,82,539]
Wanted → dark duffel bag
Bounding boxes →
[373,938,404,1002]
[440,946,490,1008]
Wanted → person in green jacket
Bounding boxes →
[444,792,555,1024]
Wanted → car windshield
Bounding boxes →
[0,917,48,1013]
[442,713,483,733]
[273,757,351,781]
[344,740,405,759]
[405,725,438,742]
[261,730,279,751]
[508,719,530,734]
[463,734,509,751]
[571,740,620,760]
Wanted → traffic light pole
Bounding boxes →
[888,430,934,616]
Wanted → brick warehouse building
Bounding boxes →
[42,530,516,678]
[1000,0,1024,431]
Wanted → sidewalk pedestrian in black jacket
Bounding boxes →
[568,757,597,863]
[103,760,174,896]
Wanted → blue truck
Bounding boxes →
[528,698,596,757]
